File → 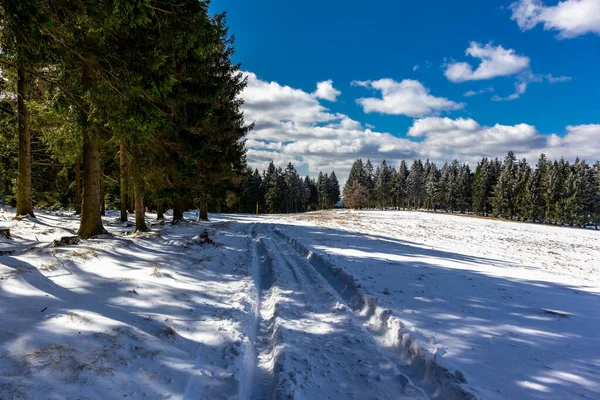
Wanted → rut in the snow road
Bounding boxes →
[246,224,427,400]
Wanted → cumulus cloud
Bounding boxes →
[353,79,464,117]
[511,0,600,38]
[241,72,599,182]
[241,72,420,178]
[445,42,530,83]
[406,117,600,164]
[313,79,341,101]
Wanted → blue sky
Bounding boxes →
[210,0,600,179]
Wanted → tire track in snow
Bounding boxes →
[271,227,478,400]
[246,224,427,400]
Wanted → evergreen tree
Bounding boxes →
[523,154,548,222]
[364,159,374,207]
[493,151,518,219]
[424,161,440,211]
[305,176,318,211]
[374,160,391,208]
[514,158,531,220]
[472,158,489,215]
[407,159,424,209]
[264,162,283,213]
[457,163,472,213]
[0,0,54,217]
[327,171,341,208]
[594,161,600,229]
[394,160,409,209]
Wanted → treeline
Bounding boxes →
[0,1,250,237]
[237,161,340,213]
[343,152,600,228]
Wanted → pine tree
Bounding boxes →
[514,158,531,220]
[394,160,409,209]
[0,0,54,217]
[594,161,600,229]
[374,160,391,208]
[472,158,489,215]
[424,161,440,211]
[457,163,472,213]
[305,176,318,211]
[327,171,341,208]
[523,154,548,222]
[407,159,424,209]
[493,151,518,219]
[264,162,283,213]
[364,159,374,208]
[554,158,571,225]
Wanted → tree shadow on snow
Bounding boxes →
[0,223,248,399]
[260,219,600,400]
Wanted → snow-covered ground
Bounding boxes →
[259,210,600,400]
[1,208,599,399]
[0,209,254,399]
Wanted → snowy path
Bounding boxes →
[246,210,600,400]
[244,224,427,399]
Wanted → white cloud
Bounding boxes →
[492,81,529,101]
[241,72,600,183]
[511,0,600,38]
[313,79,341,101]
[406,117,600,164]
[464,87,495,97]
[413,65,420,71]
[241,72,420,178]
[445,42,530,83]
[545,74,572,83]
[354,79,464,117]
[491,71,571,101]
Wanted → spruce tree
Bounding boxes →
[472,158,489,215]
[365,159,374,208]
[374,160,391,208]
[424,161,440,211]
[514,158,531,220]
[395,160,409,209]
[493,151,518,219]
[407,159,424,209]
[327,171,341,208]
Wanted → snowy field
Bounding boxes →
[1,208,599,399]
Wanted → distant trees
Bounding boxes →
[238,161,339,214]
[340,154,600,228]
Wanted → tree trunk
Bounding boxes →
[134,182,147,232]
[77,51,106,239]
[172,196,184,224]
[127,181,135,214]
[100,178,105,216]
[130,143,147,232]
[119,140,128,222]
[156,200,164,220]
[15,66,34,218]
[75,157,81,215]
[199,201,209,221]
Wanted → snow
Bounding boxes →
[258,210,600,399]
[1,207,599,399]
[0,209,253,399]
